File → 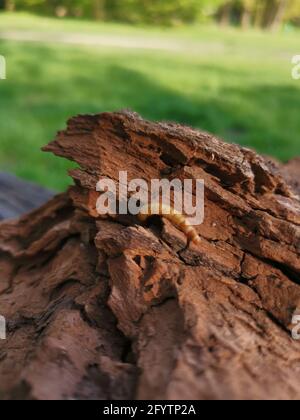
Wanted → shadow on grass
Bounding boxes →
[0,47,299,190]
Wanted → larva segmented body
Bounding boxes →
[138,203,201,246]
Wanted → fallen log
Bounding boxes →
[0,110,299,400]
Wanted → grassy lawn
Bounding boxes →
[0,12,299,191]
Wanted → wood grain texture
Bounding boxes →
[0,111,299,400]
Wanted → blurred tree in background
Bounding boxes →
[286,0,300,25]
[0,0,299,29]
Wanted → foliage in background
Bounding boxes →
[1,0,300,28]
[219,0,300,30]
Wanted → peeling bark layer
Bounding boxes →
[0,111,300,400]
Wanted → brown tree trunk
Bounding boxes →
[269,0,288,30]
[4,0,15,11]
[262,0,288,30]
[219,2,232,26]
[0,111,300,400]
[93,0,105,20]
[241,7,252,29]
[253,0,264,27]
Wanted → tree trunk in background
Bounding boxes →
[262,0,288,30]
[0,111,300,400]
[269,0,288,30]
[219,2,232,26]
[241,7,252,29]
[0,173,53,221]
[4,0,15,11]
[93,0,105,20]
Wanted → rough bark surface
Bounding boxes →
[0,111,300,400]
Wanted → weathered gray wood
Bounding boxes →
[0,172,54,220]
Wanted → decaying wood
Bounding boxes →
[281,158,300,196]
[0,111,300,400]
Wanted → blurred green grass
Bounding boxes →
[0,12,299,191]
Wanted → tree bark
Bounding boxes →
[0,111,300,400]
